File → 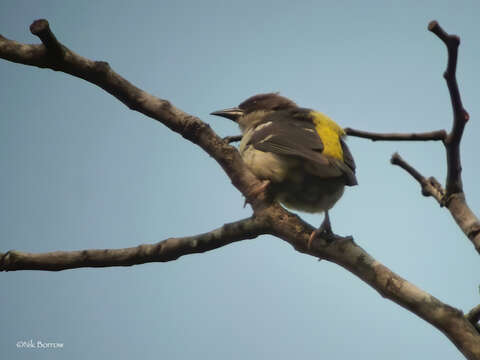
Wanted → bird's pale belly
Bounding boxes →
[240,145,347,213]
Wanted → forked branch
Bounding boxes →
[1,19,480,359]
[428,20,470,195]
[346,21,480,254]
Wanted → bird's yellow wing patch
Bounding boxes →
[310,111,345,160]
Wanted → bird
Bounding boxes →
[211,93,357,247]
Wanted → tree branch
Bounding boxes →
[29,19,64,58]
[264,203,480,360]
[391,152,480,253]
[428,20,470,196]
[390,153,445,203]
[0,217,266,271]
[0,19,267,211]
[345,128,447,142]
[346,21,480,255]
[467,304,480,329]
[2,19,480,359]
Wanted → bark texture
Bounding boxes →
[1,19,479,359]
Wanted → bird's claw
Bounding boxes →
[307,211,343,249]
[243,180,271,207]
[307,228,335,249]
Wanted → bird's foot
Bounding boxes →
[307,212,344,249]
[307,228,334,249]
[244,180,271,207]
[307,229,351,249]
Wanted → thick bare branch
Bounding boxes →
[0,217,266,271]
[345,128,447,142]
[446,194,480,253]
[0,19,267,210]
[264,203,480,360]
[2,19,480,358]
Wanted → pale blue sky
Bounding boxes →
[1,1,480,359]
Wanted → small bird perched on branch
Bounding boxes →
[211,93,357,246]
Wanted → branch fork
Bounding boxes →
[346,21,480,254]
[1,19,480,359]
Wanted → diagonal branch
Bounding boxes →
[265,203,480,360]
[391,153,480,254]
[0,217,267,271]
[0,19,267,211]
[390,153,445,203]
[2,19,480,359]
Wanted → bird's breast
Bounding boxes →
[240,144,291,183]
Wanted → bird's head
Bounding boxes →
[211,93,297,126]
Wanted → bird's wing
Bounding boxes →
[248,111,328,166]
[337,139,357,185]
[248,109,358,185]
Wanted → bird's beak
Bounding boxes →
[210,107,244,122]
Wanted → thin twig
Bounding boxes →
[428,20,470,196]
[1,19,480,357]
[390,153,445,203]
[345,128,447,142]
[391,153,425,184]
